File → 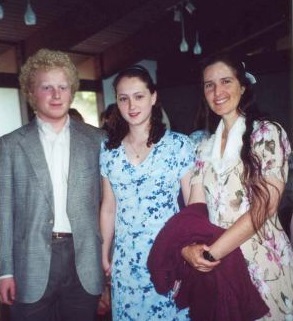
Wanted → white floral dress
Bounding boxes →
[100,130,195,321]
[192,116,293,321]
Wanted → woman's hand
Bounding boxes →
[102,257,112,277]
[100,177,116,278]
[181,243,220,272]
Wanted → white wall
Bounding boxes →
[0,88,22,136]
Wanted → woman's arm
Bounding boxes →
[100,177,116,276]
[187,181,206,204]
[209,176,284,260]
[182,176,284,271]
[182,183,220,271]
[180,170,194,206]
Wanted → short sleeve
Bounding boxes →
[190,141,206,185]
[189,129,210,146]
[99,140,110,178]
[176,135,196,179]
[252,121,291,183]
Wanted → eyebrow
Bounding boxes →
[117,91,145,96]
[204,76,234,83]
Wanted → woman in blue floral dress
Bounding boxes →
[182,54,293,320]
[100,65,194,321]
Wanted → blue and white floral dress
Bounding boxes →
[100,130,195,321]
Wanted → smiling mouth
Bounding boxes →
[129,112,140,117]
[214,98,228,105]
[50,103,63,107]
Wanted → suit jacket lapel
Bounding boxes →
[19,120,54,212]
[67,121,96,215]
[68,124,80,193]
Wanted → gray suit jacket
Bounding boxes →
[0,118,104,303]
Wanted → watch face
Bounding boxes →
[203,251,215,262]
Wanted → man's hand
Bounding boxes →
[0,277,16,305]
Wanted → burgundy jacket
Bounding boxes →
[147,203,269,321]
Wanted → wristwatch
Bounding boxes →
[203,250,216,262]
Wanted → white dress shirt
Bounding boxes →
[37,116,72,233]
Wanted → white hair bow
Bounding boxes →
[242,62,257,84]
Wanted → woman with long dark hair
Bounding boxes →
[182,53,293,320]
[100,65,194,320]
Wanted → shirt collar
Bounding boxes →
[201,116,246,174]
[36,115,70,137]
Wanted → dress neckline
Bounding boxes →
[121,131,167,168]
[122,141,154,167]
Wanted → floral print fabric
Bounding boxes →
[100,130,195,321]
[189,129,210,147]
[192,120,293,321]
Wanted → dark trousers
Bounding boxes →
[11,237,99,321]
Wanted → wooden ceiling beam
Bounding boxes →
[98,14,290,80]
[100,16,180,78]
[23,1,127,57]
[19,0,290,83]
[23,0,183,58]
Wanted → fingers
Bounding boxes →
[196,266,212,272]
[105,268,112,277]
[0,278,16,305]
[102,261,112,277]
[181,244,198,266]
[182,243,221,272]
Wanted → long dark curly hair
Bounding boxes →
[200,53,285,236]
[105,65,166,150]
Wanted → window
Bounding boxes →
[0,88,22,136]
[71,91,100,127]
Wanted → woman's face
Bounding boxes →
[116,76,157,127]
[203,61,245,122]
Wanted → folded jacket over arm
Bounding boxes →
[147,203,269,321]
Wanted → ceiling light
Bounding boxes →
[179,11,189,52]
[173,7,181,22]
[24,0,36,26]
[0,3,4,20]
[185,1,195,15]
[193,31,202,55]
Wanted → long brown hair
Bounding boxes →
[105,65,166,150]
[200,54,285,236]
